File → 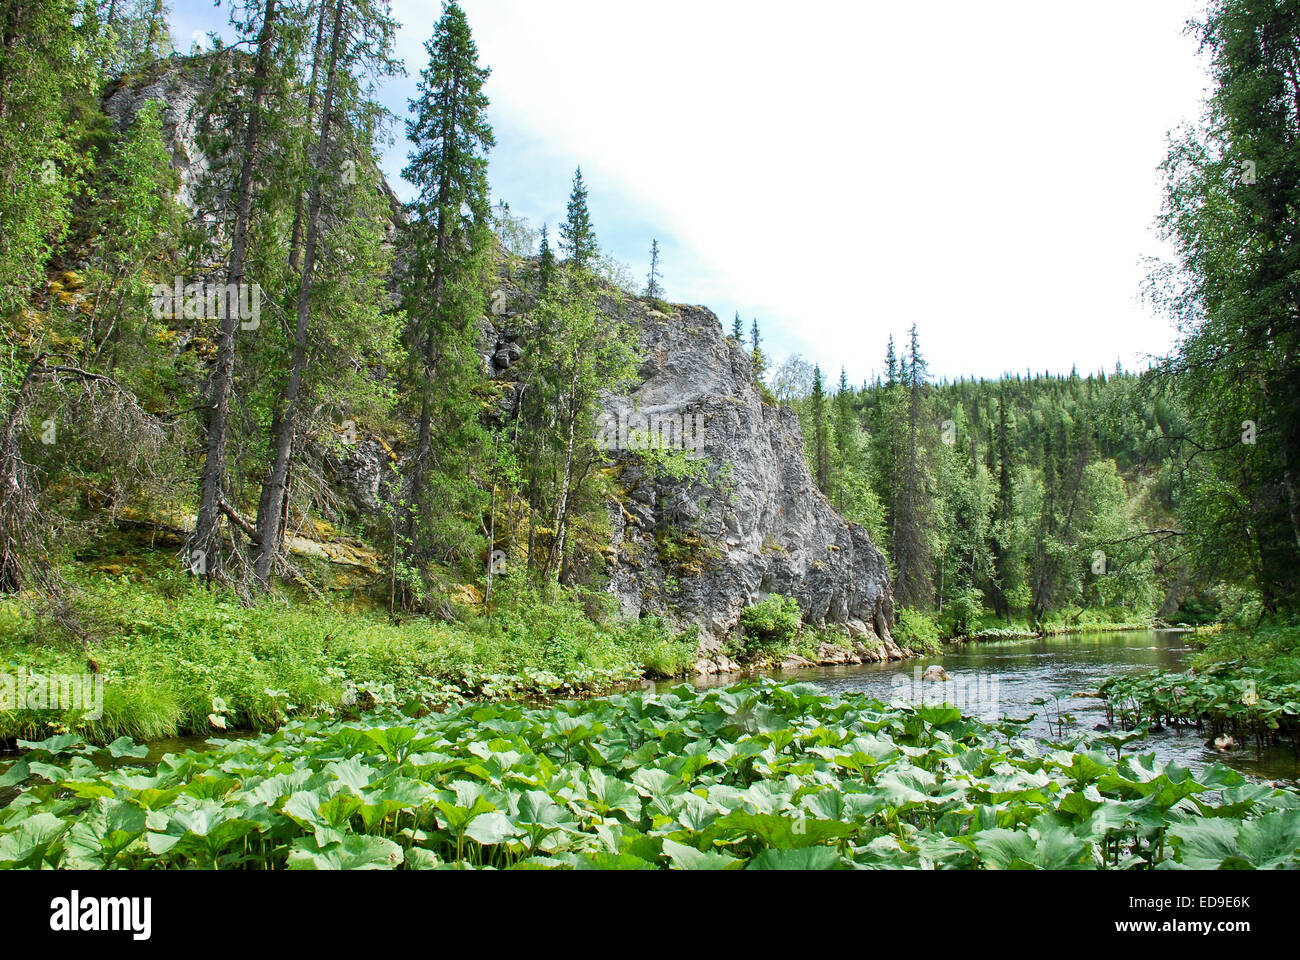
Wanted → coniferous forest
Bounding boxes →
[2,0,1300,898]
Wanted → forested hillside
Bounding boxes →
[776,343,1196,636]
[1,0,1298,724]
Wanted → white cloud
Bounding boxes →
[400,0,1211,383]
[167,0,1209,383]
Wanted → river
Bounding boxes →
[666,628,1299,785]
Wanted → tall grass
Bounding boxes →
[0,571,698,743]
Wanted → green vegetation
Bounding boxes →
[1098,664,1300,754]
[787,353,1173,635]
[0,0,692,722]
[3,681,1298,870]
[0,573,697,744]
[782,0,1300,666]
[735,594,802,656]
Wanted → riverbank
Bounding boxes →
[0,572,699,745]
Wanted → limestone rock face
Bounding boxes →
[102,57,215,214]
[487,280,900,662]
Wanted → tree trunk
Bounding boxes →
[190,0,278,584]
[252,0,342,586]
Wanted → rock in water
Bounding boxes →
[921,665,951,682]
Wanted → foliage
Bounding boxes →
[1149,0,1300,612]
[1098,664,1300,749]
[736,594,802,656]
[3,680,1297,870]
[892,607,941,654]
[0,571,698,743]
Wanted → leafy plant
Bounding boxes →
[737,594,802,656]
[2,681,1296,870]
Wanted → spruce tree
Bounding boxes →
[252,0,403,586]
[893,324,935,608]
[750,318,766,382]
[645,238,662,299]
[390,0,495,603]
[811,365,830,492]
[731,311,744,343]
[537,222,554,292]
[559,166,597,270]
[190,0,291,585]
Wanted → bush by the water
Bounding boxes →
[893,607,941,654]
[737,594,802,655]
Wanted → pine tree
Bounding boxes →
[559,166,597,270]
[731,311,744,343]
[885,335,898,388]
[387,0,494,604]
[810,365,830,492]
[644,238,662,299]
[537,222,554,292]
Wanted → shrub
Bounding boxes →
[737,593,802,655]
[894,606,941,654]
[943,588,983,637]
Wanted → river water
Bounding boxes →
[669,629,1300,785]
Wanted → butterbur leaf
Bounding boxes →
[0,812,69,868]
[662,838,740,870]
[1235,811,1300,869]
[464,812,523,845]
[287,834,404,870]
[1169,819,1241,869]
[106,737,149,760]
[747,846,842,870]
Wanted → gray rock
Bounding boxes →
[481,279,899,657]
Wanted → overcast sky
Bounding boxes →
[171,0,1213,384]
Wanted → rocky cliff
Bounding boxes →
[486,281,905,672]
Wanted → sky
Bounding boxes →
[168,0,1213,385]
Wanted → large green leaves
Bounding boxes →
[0,680,1295,871]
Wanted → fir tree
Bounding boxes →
[731,311,744,343]
[253,0,403,586]
[190,0,292,585]
[645,238,662,299]
[811,365,830,491]
[537,222,554,292]
[559,166,597,270]
[389,0,495,604]
[750,318,766,382]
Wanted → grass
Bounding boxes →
[0,569,699,745]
